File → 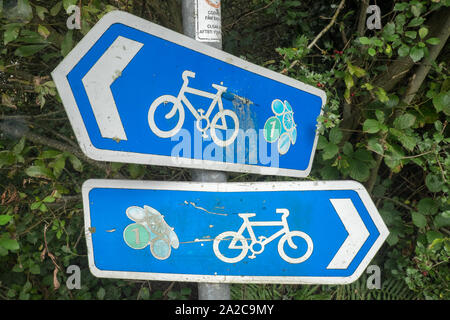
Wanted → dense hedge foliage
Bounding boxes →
[0,0,449,300]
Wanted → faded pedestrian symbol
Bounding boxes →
[123,205,179,260]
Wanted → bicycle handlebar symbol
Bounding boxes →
[213,208,313,264]
[148,70,239,147]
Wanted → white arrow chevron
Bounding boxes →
[82,36,144,141]
[327,198,370,269]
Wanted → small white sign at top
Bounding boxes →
[195,0,222,42]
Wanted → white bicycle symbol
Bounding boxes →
[148,70,239,147]
[213,208,313,264]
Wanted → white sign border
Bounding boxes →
[52,10,326,178]
[82,179,389,284]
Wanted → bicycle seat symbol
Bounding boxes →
[213,208,313,264]
[148,70,240,147]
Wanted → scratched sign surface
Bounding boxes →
[83,180,389,284]
[52,11,326,177]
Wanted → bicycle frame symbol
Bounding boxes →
[213,208,313,264]
[148,70,239,147]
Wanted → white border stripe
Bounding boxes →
[82,179,389,284]
[52,10,326,177]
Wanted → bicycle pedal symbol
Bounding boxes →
[148,70,239,147]
[263,99,297,155]
[123,205,179,260]
[213,208,313,264]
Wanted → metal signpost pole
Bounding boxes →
[181,0,231,300]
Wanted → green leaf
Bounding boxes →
[398,45,410,57]
[432,91,450,115]
[61,31,73,57]
[418,198,439,216]
[375,110,385,123]
[358,37,371,45]
[35,5,48,20]
[434,212,450,228]
[418,27,428,39]
[37,25,50,39]
[25,165,54,179]
[97,287,106,300]
[407,17,425,27]
[0,215,12,226]
[394,113,416,129]
[328,127,343,144]
[368,138,384,155]
[368,47,376,56]
[30,201,41,210]
[68,154,83,172]
[409,46,424,62]
[425,37,440,45]
[375,87,389,103]
[394,3,408,11]
[4,25,20,45]
[348,159,370,181]
[127,163,144,178]
[322,143,339,160]
[347,63,366,77]
[15,45,48,57]
[425,174,443,193]
[412,211,427,228]
[363,119,381,134]
[42,196,55,203]
[0,236,19,251]
[411,5,422,17]
[342,142,353,155]
[50,1,63,16]
[344,72,354,90]
[12,137,25,155]
[405,31,417,39]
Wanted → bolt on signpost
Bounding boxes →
[51,2,389,302]
[182,0,229,300]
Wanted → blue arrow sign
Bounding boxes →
[52,11,326,177]
[83,180,389,284]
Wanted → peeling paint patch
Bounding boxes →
[183,200,228,216]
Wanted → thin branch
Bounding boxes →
[0,121,124,178]
[307,0,346,50]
